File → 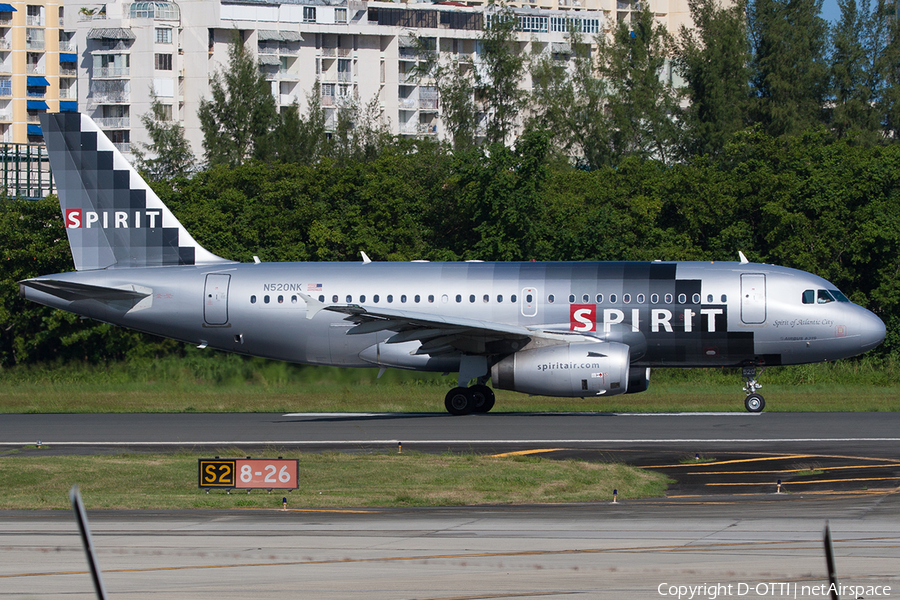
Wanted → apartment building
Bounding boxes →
[0,0,76,143]
[68,0,691,159]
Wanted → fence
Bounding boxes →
[0,143,55,199]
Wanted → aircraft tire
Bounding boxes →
[469,384,495,413]
[445,387,473,415]
[744,393,765,413]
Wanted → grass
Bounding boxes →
[0,354,898,413]
[0,450,669,510]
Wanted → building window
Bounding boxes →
[158,103,173,120]
[154,53,173,70]
[155,28,172,44]
[334,8,347,23]
[26,5,43,26]
[303,6,316,22]
[25,28,44,51]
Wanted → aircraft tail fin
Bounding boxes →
[41,112,232,271]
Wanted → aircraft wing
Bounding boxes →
[301,293,532,356]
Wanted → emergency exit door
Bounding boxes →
[204,274,230,325]
[741,273,766,324]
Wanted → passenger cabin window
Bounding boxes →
[568,294,576,303]
[264,295,270,304]
[707,294,713,303]
[455,294,462,303]
[650,293,659,304]
[582,294,589,303]
[278,295,284,303]
[527,293,534,303]
[332,295,338,303]
[470,294,476,303]
[596,294,603,303]
[692,293,701,304]
[387,295,393,303]
[346,295,352,303]
[497,295,503,303]
[250,295,257,304]
[511,294,517,302]
[373,294,380,303]
[609,293,617,303]
[665,293,673,304]
[637,294,645,304]
[548,294,555,304]
[292,295,298,304]
[318,295,324,302]
[360,295,366,303]
[429,295,435,303]
[483,294,489,303]
[678,293,687,304]
[401,295,407,303]
[721,294,727,302]
[623,293,631,304]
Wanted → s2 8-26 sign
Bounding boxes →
[198,458,299,489]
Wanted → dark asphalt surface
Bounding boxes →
[2,412,898,497]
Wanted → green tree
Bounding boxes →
[748,0,829,137]
[874,0,900,138]
[593,4,682,165]
[477,5,527,146]
[198,30,279,166]
[133,95,196,180]
[830,0,880,142]
[676,0,751,157]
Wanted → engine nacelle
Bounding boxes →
[491,342,630,397]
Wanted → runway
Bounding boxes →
[2,412,899,598]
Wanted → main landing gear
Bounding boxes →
[444,384,495,415]
[742,366,766,413]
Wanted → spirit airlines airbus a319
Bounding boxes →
[20,113,887,414]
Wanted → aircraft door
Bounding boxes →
[740,273,766,324]
[204,274,230,325]
[521,287,538,318]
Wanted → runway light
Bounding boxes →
[612,488,618,504]
[283,497,287,510]
[398,442,402,454]
[777,479,782,494]
[695,453,700,461]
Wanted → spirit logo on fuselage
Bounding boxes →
[570,303,725,334]
[65,209,162,229]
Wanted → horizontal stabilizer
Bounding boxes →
[20,279,151,303]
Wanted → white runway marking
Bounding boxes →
[2,438,900,446]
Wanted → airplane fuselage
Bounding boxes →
[22,260,885,374]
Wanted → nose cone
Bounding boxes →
[858,307,886,352]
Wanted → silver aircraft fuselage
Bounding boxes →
[22,260,886,371]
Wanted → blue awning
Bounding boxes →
[27,100,48,110]
[59,53,77,63]
[27,124,42,136]
[0,4,17,12]
[27,76,49,87]
[59,101,77,112]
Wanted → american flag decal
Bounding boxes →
[308,283,323,292]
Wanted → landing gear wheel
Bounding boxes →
[469,384,495,413]
[745,393,765,413]
[445,387,473,415]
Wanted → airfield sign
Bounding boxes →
[198,458,299,490]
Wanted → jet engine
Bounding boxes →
[491,342,630,397]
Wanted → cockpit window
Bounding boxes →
[802,290,815,304]
[817,289,836,304]
[830,289,850,302]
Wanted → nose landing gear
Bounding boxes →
[742,366,766,412]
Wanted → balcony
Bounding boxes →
[337,71,351,82]
[0,39,9,50]
[26,65,45,74]
[399,98,417,110]
[399,47,420,59]
[279,45,298,56]
[26,15,45,26]
[321,94,334,107]
[419,98,438,111]
[26,40,45,51]
[95,116,130,128]
[0,111,10,121]
[0,16,11,26]
[112,142,130,153]
[60,65,77,77]
[58,87,76,99]
[27,113,42,123]
[319,47,336,57]
[26,89,45,98]
[0,83,10,96]
[88,93,129,105]
[95,67,129,78]
[258,42,278,55]
[59,40,76,52]
[0,63,10,74]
